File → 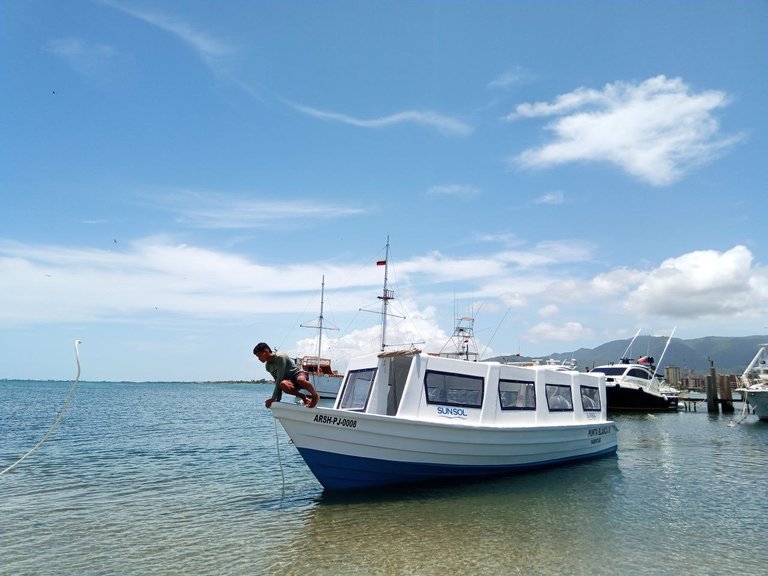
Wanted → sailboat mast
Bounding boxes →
[317,275,326,359]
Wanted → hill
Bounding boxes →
[486,334,768,375]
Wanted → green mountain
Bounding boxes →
[487,335,768,375]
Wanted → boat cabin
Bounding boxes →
[298,355,337,375]
[333,350,606,425]
[591,363,659,389]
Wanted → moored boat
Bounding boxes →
[736,344,768,422]
[271,349,618,490]
[591,358,679,412]
[299,276,343,400]
[590,329,679,412]
[297,355,343,400]
[272,240,618,490]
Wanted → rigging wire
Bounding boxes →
[480,305,512,360]
[0,340,82,476]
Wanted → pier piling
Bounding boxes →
[706,361,719,414]
[719,374,735,413]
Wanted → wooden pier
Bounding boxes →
[679,396,745,412]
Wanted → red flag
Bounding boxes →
[376,260,387,266]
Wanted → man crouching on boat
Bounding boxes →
[254,342,320,409]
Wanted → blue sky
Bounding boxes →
[2,0,767,381]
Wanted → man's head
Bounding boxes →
[253,342,272,363]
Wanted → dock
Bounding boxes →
[678,395,745,412]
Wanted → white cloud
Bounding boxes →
[427,184,480,198]
[46,37,116,75]
[534,191,565,205]
[103,1,231,69]
[625,245,768,318]
[538,304,559,318]
[488,66,532,89]
[152,190,365,228]
[287,102,473,136]
[2,238,765,355]
[497,240,595,268]
[524,321,594,342]
[510,75,741,186]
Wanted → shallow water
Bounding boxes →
[1,380,765,575]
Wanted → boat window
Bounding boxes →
[338,368,377,411]
[499,379,536,410]
[424,370,483,408]
[545,384,573,411]
[580,385,601,411]
[627,368,652,380]
[591,367,626,376]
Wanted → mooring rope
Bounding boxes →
[728,396,751,427]
[273,414,286,500]
[0,340,82,476]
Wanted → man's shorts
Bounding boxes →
[290,370,310,389]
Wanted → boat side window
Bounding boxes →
[591,367,625,376]
[545,384,573,412]
[424,370,483,408]
[338,368,377,411]
[580,385,601,411]
[499,379,536,410]
[628,368,651,380]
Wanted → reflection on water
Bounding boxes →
[1,381,766,576]
[272,458,623,576]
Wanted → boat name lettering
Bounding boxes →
[588,426,612,437]
[313,414,357,428]
[437,406,468,418]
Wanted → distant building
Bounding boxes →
[664,365,682,386]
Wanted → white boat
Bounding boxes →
[271,349,617,490]
[298,276,343,400]
[296,355,343,400]
[737,344,768,422]
[271,241,617,490]
[590,329,679,412]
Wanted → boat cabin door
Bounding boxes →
[385,354,415,416]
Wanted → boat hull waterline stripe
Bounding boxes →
[297,445,618,490]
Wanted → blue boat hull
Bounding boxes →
[298,445,618,490]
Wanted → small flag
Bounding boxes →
[376,260,387,266]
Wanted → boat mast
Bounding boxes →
[301,275,338,362]
[378,236,394,352]
[317,276,327,359]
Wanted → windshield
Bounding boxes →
[591,367,626,376]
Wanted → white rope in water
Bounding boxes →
[0,340,82,476]
[728,397,751,427]
[273,415,286,500]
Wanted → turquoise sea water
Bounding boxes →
[1,380,766,576]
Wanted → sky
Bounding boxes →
[2,0,767,382]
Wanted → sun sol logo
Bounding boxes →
[437,406,468,418]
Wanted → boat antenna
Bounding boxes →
[378,236,394,352]
[300,275,338,363]
[360,236,405,351]
[621,328,642,361]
